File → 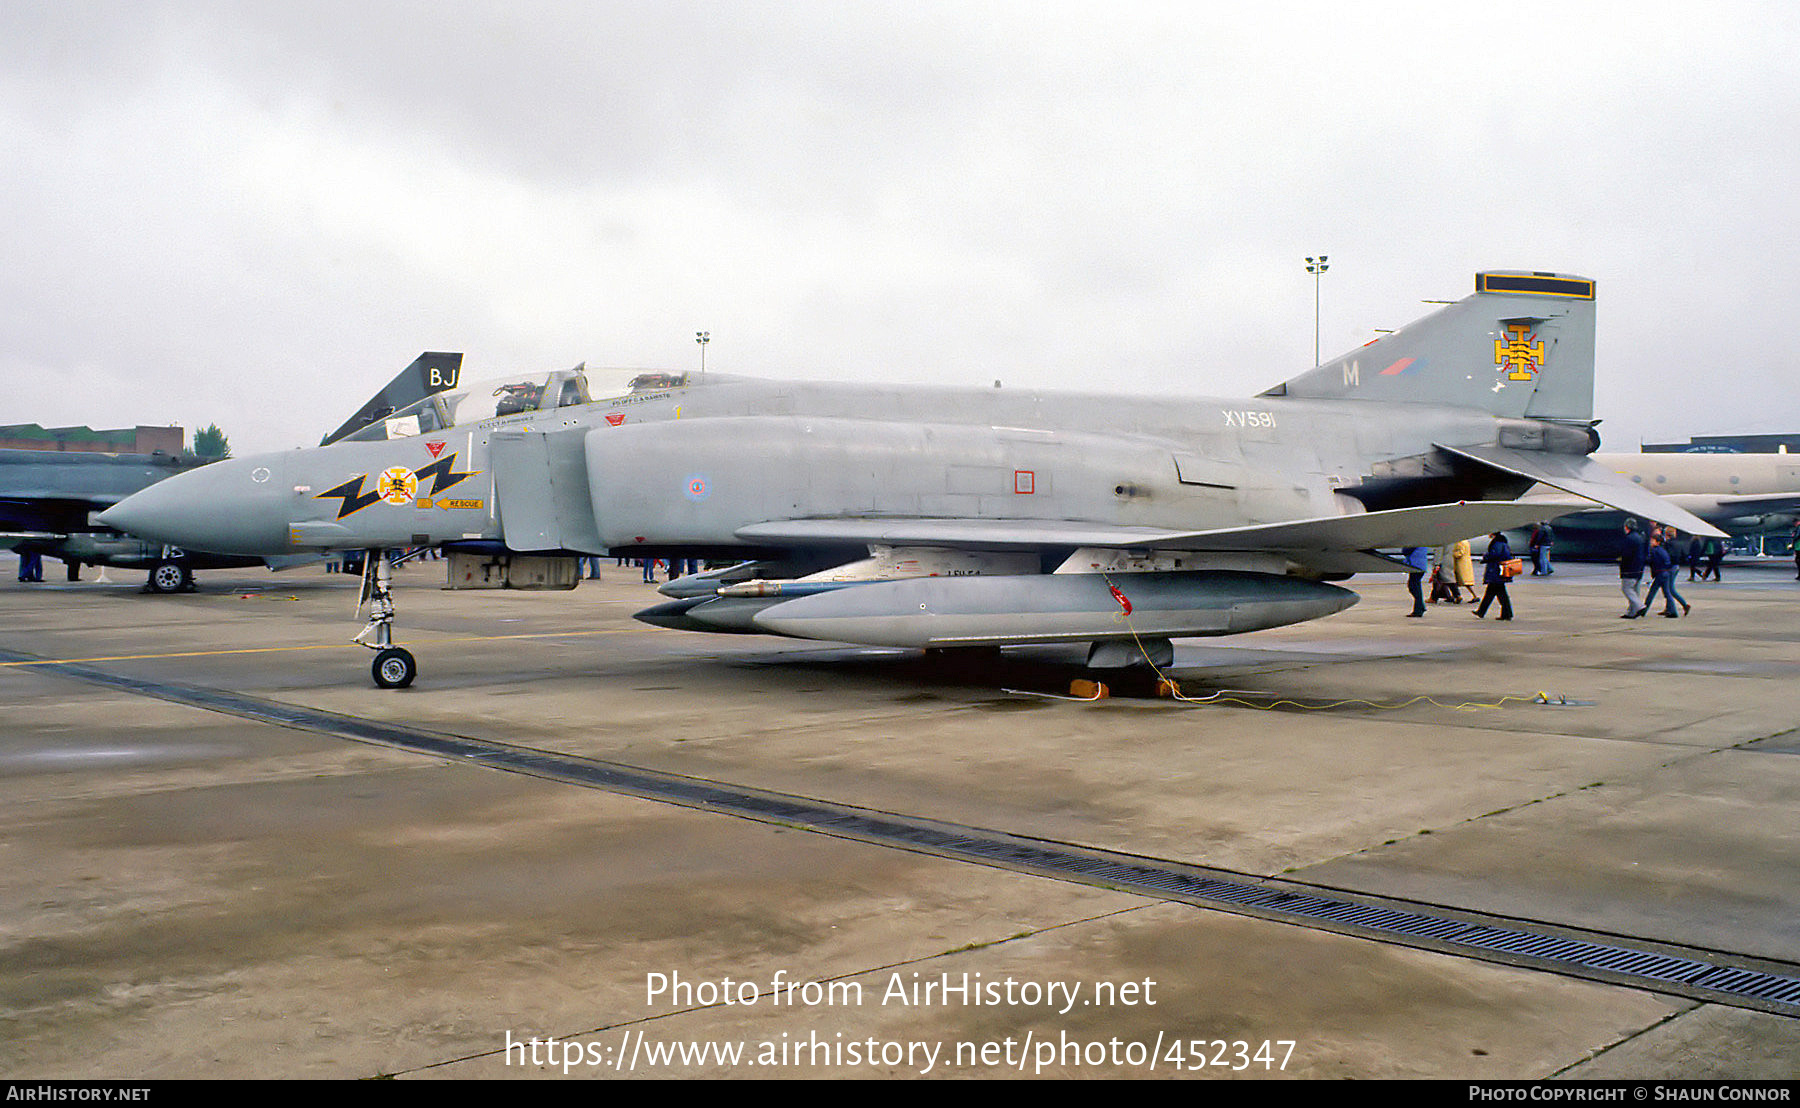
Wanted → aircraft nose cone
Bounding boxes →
[99,455,290,555]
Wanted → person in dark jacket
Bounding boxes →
[1702,537,1725,582]
[1641,533,1691,618]
[1474,531,1514,621]
[1402,545,1428,617]
[1619,518,1649,618]
[1528,522,1555,575]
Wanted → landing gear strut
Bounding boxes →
[354,550,416,688]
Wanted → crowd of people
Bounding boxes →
[583,556,703,583]
[1404,518,1800,621]
[1408,524,1548,622]
[572,556,706,583]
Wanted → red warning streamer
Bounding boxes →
[1108,583,1132,616]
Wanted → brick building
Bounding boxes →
[0,423,185,455]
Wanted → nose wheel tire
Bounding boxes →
[148,560,193,593]
[372,647,416,689]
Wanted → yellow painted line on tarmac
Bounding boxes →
[0,627,657,668]
[0,643,356,667]
[433,627,658,643]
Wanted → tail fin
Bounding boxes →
[1263,271,1596,423]
[321,352,464,445]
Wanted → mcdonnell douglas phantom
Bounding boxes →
[101,271,1721,689]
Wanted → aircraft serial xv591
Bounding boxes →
[102,271,1720,688]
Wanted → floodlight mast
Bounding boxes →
[1305,255,1329,367]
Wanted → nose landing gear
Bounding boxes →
[147,547,196,593]
[355,551,416,688]
[371,645,417,689]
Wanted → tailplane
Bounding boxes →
[1264,271,1596,423]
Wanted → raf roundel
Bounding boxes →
[684,475,710,502]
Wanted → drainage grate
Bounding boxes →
[10,647,1799,1017]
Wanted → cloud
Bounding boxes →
[3,2,1799,452]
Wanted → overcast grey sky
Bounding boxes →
[4,1,1798,455]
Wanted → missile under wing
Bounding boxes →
[101,271,1723,688]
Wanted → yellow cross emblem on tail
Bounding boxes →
[1494,324,1544,381]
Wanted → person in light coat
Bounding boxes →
[1452,538,1478,602]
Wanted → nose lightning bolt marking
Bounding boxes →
[415,452,478,495]
[316,475,383,519]
[314,452,480,519]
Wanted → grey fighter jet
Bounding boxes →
[3,352,461,591]
[101,271,1723,689]
[2,447,252,589]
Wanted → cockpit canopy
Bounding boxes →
[342,366,688,442]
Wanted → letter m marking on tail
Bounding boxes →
[1342,360,1359,388]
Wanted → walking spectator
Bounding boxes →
[1473,531,1514,621]
[1703,537,1725,582]
[1529,522,1555,575]
[1619,519,1648,618]
[1452,538,1479,602]
[1641,532,1691,618]
[1428,545,1459,604]
[1401,546,1427,617]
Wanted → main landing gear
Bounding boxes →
[354,550,416,689]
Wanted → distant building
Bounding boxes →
[0,423,185,455]
[1643,433,1800,454]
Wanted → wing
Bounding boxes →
[1439,443,1728,538]
[736,499,1584,576]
